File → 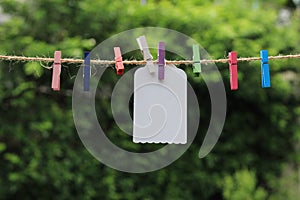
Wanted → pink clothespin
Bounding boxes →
[51,51,61,91]
[114,47,124,75]
[228,51,238,90]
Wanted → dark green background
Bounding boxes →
[0,0,300,199]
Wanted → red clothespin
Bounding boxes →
[51,51,61,91]
[228,51,238,90]
[114,47,124,75]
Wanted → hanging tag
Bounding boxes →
[133,64,187,144]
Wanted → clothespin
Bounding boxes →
[228,51,238,90]
[114,47,124,75]
[83,52,91,91]
[192,44,202,74]
[51,51,61,91]
[136,36,155,73]
[158,42,165,80]
[260,50,271,88]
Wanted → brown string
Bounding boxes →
[0,54,300,67]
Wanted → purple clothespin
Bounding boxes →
[158,42,165,80]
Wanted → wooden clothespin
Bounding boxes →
[114,47,124,75]
[260,50,271,88]
[136,35,155,73]
[158,42,165,80]
[228,51,238,90]
[51,51,61,91]
[83,52,91,91]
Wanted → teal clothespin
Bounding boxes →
[192,44,202,74]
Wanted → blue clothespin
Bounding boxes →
[83,51,91,91]
[260,50,271,88]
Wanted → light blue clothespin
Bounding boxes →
[260,50,271,88]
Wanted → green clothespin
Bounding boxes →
[192,44,202,74]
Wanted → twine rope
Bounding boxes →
[0,54,300,67]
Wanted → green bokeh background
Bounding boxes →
[0,0,300,199]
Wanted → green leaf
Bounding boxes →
[4,153,21,165]
[0,143,6,152]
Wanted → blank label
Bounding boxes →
[133,64,187,144]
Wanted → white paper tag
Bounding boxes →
[133,64,187,144]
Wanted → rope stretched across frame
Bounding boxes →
[0,54,300,67]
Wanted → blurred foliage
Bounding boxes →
[0,0,300,199]
[222,169,267,200]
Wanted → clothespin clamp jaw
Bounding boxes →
[83,52,91,91]
[51,51,61,91]
[260,50,271,88]
[229,51,237,66]
[158,42,165,80]
[192,44,202,76]
[136,36,155,73]
[228,51,238,90]
[114,47,124,75]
